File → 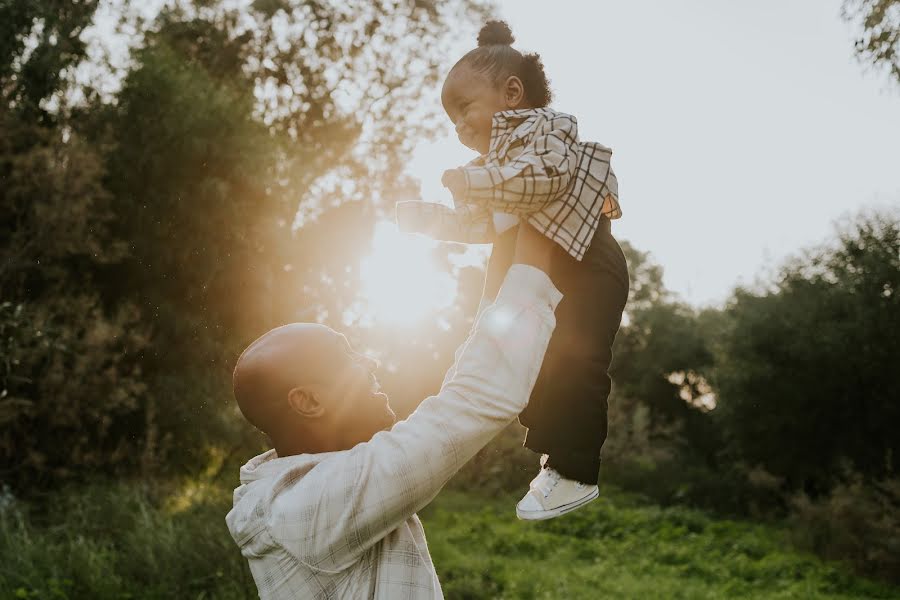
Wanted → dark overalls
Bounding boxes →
[481,215,629,484]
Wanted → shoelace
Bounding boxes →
[535,467,562,498]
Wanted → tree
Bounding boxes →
[0,0,492,490]
[0,0,100,120]
[843,0,900,84]
[603,242,720,477]
[0,0,149,488]
[712,209,900,492]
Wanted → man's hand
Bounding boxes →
[514,222,556,276]
[441,168,466,202]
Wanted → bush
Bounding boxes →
[0,480,254,599]
[712,209,900,491]
[446,422,540,495]
[3,479,898,599]
[789,474,900,584]
[0,299,149,490]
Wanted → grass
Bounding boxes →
[0,482,253,599]
[1,481,897,599]
[422,489,899,599]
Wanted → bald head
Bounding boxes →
[233,323,395,456]
[233,324,334,430]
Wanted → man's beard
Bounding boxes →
[377,392,397,430]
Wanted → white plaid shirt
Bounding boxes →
[226,265,562,599]
[397,107,621,261]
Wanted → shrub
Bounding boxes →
[789,474,900,583]
[0,299,149,490]
[0,480,254,599]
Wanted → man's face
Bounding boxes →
[233,323,397,454]
[441,65,508,155]
[325,334,397,448]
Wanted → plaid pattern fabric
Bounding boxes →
[391,199,495,244]
[226,265,562,599]
[396,107,621,261]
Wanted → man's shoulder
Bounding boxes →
[267,452,344,505]
[232,451,346,527]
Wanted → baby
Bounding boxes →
[397,20,629,520]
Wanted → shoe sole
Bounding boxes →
[515,487,600,521]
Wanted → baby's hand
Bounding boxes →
[441,168,466,202]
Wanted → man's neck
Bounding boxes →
[273,430,347,457]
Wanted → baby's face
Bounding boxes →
[441,65,509,155]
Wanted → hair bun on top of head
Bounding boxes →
[477,20,515,47]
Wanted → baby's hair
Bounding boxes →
[453,20,552,107]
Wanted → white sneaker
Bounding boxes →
[516,460,599,521]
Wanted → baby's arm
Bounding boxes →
[395,200,494,244]
[446,112,579,215]
[395,154,496,244]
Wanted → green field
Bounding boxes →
[1,482,897,599]
[424,490,898,599]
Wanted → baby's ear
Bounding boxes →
[504,75,526,108]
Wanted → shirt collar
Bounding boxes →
[237,447,344,484]
[491,107,558,129]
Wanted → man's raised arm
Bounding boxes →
[270,263,561,571]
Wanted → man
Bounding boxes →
[226,225,561,598]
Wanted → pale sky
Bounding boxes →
[409,0,900,306]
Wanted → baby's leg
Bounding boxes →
[481,226,518,305]
[519,221,629,485]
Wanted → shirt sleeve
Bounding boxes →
[395,200,495,244]
[460,112,579,215]
[269,265,562,572]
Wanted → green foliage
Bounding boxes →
[447,422,541,496]
[712,209,900,490]
[0,109,124,293]
[451,210,900,580]
[0,299,148,485]
[425,489,897,599]
[0,0,490,491]
[610,242,717,444]
[2,481,896,600]
[2,0,897,589]
[0,104,149,486]
[106,24,277,361]
[0,481,254,599]
[0,0,99,119]
[789,474,900,583]
[600,242,725,510]
[843,0,900,84]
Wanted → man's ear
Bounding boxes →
[287,387,325,419]
[503,75,526,108]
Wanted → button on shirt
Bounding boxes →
[226,265,562,599]
[396,107,621,261]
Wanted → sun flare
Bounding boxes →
[359,221,458,326]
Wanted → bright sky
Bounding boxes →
[408,0,900,306]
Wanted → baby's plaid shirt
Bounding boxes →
[397,107,621,260]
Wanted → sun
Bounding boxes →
[356,135,482,327]
[359,221,458,326]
